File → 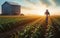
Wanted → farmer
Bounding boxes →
[45,9,50,16]
[45,9,50,24]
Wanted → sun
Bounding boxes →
[39,9,46,16]
[31,6,48,16]
[33,8,46,16]
[22,5,53,16]
[34,7,52,16]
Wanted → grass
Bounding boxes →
[0,15,60,38]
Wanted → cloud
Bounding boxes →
[39,0,52,7]
[26,0,39,4]
[52,0,60,6]
[20,0,60,15]
[21,6,34,10]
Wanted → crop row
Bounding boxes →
[3,17,46,38]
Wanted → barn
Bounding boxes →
[2,1,21,15]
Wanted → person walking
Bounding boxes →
[45,9,50,24]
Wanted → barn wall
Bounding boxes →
[2,2,21,15]
[11,5,20,15]
[2,3,12,15]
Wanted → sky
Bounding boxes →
[0,0,60,15]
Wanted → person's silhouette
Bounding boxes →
[45,9,50,25]
[45,9,50,16]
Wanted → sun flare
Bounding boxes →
[22,5,54,16]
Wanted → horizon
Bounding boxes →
[0,0,60,15]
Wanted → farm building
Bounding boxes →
[2,1,21,15]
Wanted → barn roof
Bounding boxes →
[4,1,20,6]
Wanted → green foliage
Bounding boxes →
[0,16,60,38]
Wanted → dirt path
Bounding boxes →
[44,16,60,38]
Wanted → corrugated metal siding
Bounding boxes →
[2,2,20,15]
[2,3,12,15]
